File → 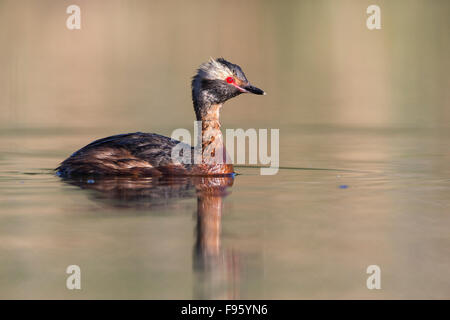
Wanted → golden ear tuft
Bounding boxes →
[199,58,233,80]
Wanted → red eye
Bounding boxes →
[226,77,234,84]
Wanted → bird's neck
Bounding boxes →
[200,104,225,162]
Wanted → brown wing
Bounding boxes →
[56,132,193,177]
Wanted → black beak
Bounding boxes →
[244,84,266,95]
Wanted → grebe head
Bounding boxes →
[192,58,265,120]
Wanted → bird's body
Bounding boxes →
[57,132,234,177]
[56,58,264,177]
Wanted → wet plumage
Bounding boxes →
[56,58,265,177]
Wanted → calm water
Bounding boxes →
[0,125,449,299]
[0,0,449,299]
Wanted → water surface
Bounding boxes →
[0,126,448,299]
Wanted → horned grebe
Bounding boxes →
[56,58,265,177]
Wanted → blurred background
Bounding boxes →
[0,0,449,299]
[1,0,449,131]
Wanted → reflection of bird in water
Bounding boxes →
[67,176,197,209]
[63,175,241,299]
[56,58,265,177]
[193,180,241,299]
